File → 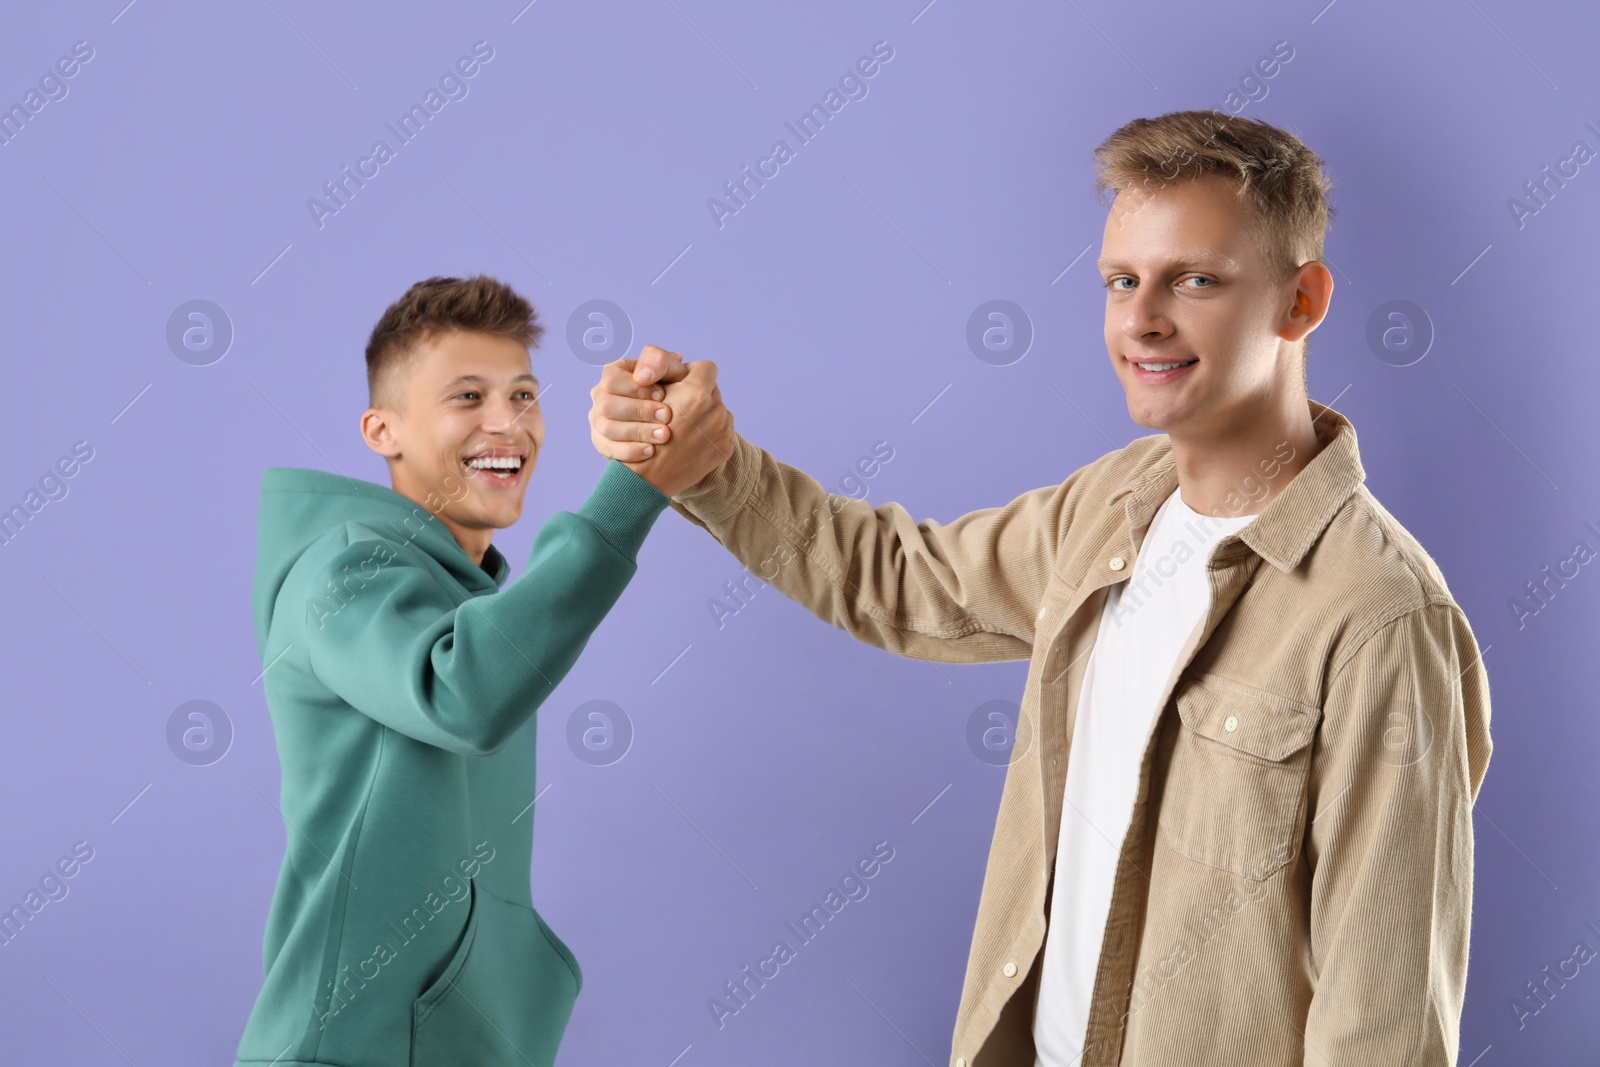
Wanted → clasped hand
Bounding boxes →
[588,345,734,498]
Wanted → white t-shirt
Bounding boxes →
[1032,487,1255,1066]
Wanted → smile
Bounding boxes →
[461,450,525,485]
[1127,357,1198,383]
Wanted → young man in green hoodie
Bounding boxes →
[234,274,732,1067]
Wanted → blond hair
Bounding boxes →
[1093,109,1336,286]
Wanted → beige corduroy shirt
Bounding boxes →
[668,398,1492,1066]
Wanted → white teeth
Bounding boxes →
[466,456,521,470]
[1136,361,1194,372]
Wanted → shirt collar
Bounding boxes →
[480,542,510,586]
[1104,398,1365,574]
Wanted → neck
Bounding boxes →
[388,467,492,566]
[435,514,492,567]
[1165,394,1325,519]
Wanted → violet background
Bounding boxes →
[2,0,1597,1063]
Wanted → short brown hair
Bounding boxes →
[1092,109,1336,287]
[365,274,543,408]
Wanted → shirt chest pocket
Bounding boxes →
[1157,673,1320,882]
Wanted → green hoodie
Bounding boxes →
[233,459,669,1067]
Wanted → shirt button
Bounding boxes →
[1224,715,1239,732]
[1003,961,1017,977]
[1108,556,1126,571]
[1037,603,1047,621]
[955,1060,967,1067]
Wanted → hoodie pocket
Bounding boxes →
[1158,673,1319,881]
[410,880,581,1067]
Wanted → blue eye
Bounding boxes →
[1101,276,1215,291]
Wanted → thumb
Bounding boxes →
[634,345,688,385]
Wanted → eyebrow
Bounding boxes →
[1096,251,1242,273]
[438,373,539,394]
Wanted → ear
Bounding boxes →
[1281,260,1333,344]
[360,406,402,459]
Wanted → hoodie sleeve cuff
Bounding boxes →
[576,459,672,561]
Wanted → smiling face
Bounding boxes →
[1098,173,1327,442]
[360,328,544,558]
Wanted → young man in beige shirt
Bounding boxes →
[588,110,1492,1066]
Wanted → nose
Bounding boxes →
[1118,286,1172,343]
[484,393,534,435]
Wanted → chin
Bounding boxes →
[1124,402,1168,431]
[487,505,525,529]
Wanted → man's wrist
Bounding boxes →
[674,459,725,498]
[670,433,758,523]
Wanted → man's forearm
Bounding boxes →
[667,432,1042,663]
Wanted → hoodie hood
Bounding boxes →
[252,466,508,656]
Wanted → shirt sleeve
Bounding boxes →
[1302,599,1493,1064]
[303,460,669,756]
[666,432,1087,664]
